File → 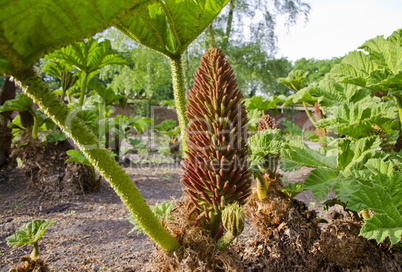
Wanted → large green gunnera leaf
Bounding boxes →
[277,70,309,92]
[308,78,369,108]
[364,159,402,206]
[283,85,316,106]
[346,159,402,245]
[0,0,154,74]
[359,30,402,74]
[245,95,285,111]
[0,93,33,112]
[45,38,129,74]
[304,167,338,201]
[330,51,378,88]
[316,98,399,140]
[337,136,383,171]
[282,137,385,203]
[347,159,402,245]
[281,141,337,169]
[330,29,402,95]
[116,0,230,57]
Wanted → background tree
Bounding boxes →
[179,28,294,97]
[99,43,173,102]
[216,0,311,53]
[226,42,293,96]
[97,0,311,99]
[293,57,342,85]
[207,0,310,96]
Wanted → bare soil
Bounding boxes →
[0,161,184,271]
[1,163,401,271]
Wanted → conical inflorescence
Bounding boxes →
[258,113,280,132]
[182,48,251,229]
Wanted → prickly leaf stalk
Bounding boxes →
[221,202,245,237]
[181,48,251,232]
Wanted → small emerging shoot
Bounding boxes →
[279,182,304,199]
[6,219,54,259]
[216,203,245,250]
[255,173,268,200]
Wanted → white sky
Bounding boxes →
[275,0,402,62]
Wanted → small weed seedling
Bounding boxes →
[13,201,23,209]
[162,175,172,183]
[16,158,24,168]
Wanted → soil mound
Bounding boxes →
[15,133,94,198]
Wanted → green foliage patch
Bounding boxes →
[129,201,174,235]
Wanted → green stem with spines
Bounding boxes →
[17,69,181,253]
[29,109,39,140]
[79,72,89,107]
[303,102,316,127]
[216,231,235,251]
[169,55,189,154]
[394,96,402,128]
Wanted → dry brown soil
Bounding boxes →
[1,163,400,271]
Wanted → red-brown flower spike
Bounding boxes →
[182,48,252,227]
[258,113,280,132]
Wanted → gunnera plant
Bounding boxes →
[182,47,251,237]
[7,219,53,272]
[245,113,292,238]
[147,48,251,271]
[256,113,282,180]
[248,113,284,200]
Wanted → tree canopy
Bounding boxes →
[209,0,311,96]
[95,0,311,98]
[293,57,342,85]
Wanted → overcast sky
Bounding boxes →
[274,0,402,62]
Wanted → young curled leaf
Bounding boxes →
[6,219,54,247]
